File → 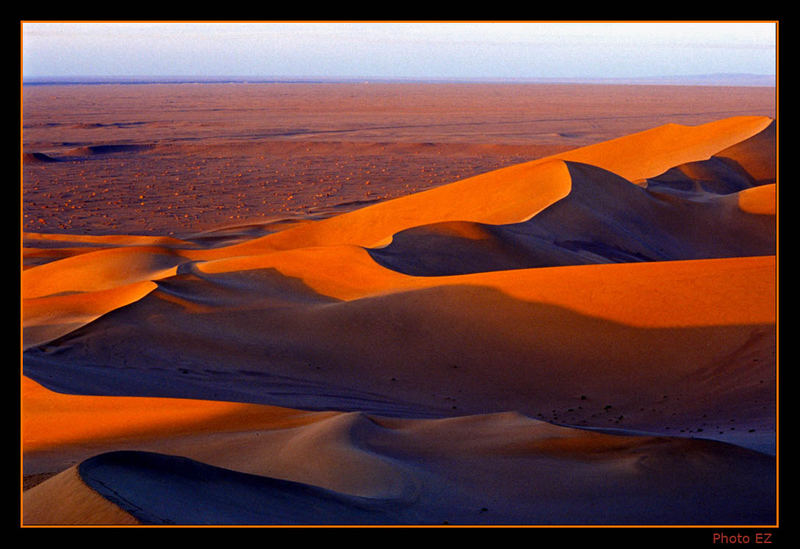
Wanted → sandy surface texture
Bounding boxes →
[21,83,777,527]
[22,82,775,236]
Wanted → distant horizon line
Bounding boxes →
[22,72,776,87]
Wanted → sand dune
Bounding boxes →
[553,116,773,184]
[23,255,776,447]
[23,465,140,525]
[24,421,775,526]
[738,183,776,215]
[21,115,777,526]
[22,369,775,525]
[22,280,157,350]
[194,158,574,255]
[183,117,772,259]
[716,120,777,185]
[22,151,60,164]
[370,161,774,275]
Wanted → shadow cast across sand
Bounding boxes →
[23,278,776,454]
[367,161,775,277]
[62,439,774,526]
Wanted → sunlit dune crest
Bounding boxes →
[194,158,574,256]
[194,246,775,327]
[22,246,184,299]
[21,376,331,452]
[553,115,773,183]
[23,466,140,526]
[21,114,777,526]
[22,280,158,350]
[738,183,776,215]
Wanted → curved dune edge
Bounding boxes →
[21,187,774,325]
[20,213,775,352]
[22,280,159,350]
[20,220,775,348]
[365,160,775,277]
[21,375,333,453]
[22,385,777,526]
[715,119,776,184]
[22,232,200,269]
[22,414,776,526]
[185,158,574,257]
[553,115,773,183]
[21,246,187,299]
[22,231,196,249]
[20,116,775,287]
[23,466,140,526]
[196,251,775,328]
[738,183,776,215]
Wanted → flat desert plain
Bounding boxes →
[21,82,778,527]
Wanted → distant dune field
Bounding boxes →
[21,83,776,526]
[22,82,775,236]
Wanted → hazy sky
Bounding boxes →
[21,21,777,81]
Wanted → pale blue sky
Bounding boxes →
[21,21,778,81]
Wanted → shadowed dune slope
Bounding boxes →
[715,119,776,185]
[23,255,776,455]
[364,117,775,276]
[24,416,775,525]
[369,160,775,276]
[551,115,773,183]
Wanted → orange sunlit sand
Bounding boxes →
[22,94,777,526]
